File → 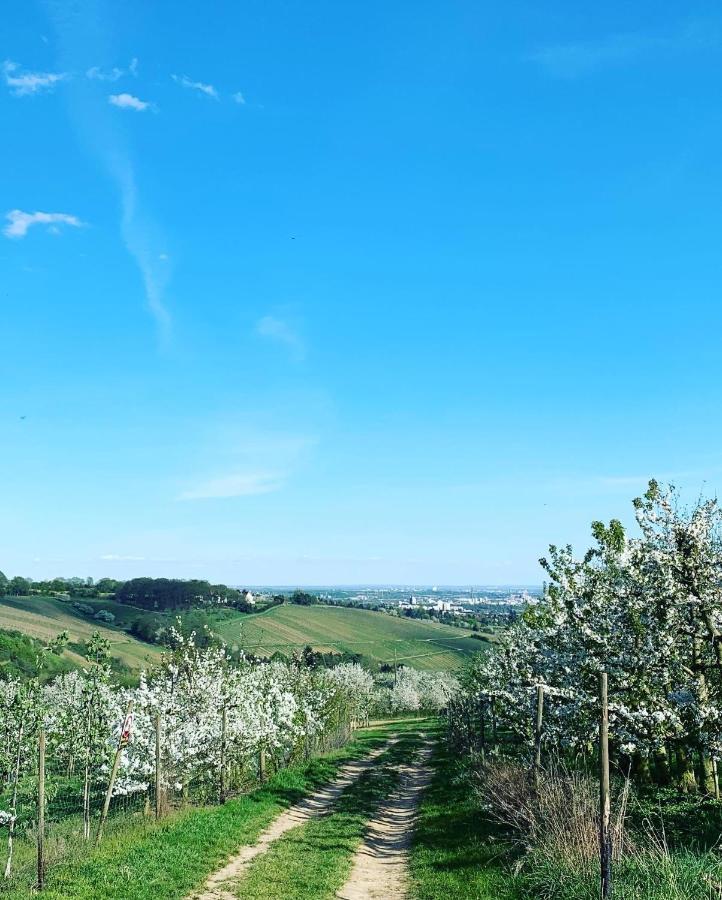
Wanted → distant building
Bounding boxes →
[244,590,255,606]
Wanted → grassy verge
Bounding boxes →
[5,721,423,900]
[518,851,722,900]
[408,744,522,900]
[228,728,428,899]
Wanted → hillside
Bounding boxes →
[212,603,489,671]
[0,595,489,674]
[0,595,162,671]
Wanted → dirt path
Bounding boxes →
[188,739,397,900]
[336,742,434,900]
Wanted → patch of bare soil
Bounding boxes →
[336,742,434,900]
[188,739,397,900]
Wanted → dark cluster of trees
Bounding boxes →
[116,578,253,612]
[288,590,319,606]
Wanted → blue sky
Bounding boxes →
[3,1,722,585]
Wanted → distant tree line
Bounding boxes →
[0,571,122,598]
[115,577,255,611]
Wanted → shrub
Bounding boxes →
[72,602,94,616]
[93,609,115,624]
[474,759,630,865]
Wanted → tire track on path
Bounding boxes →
[187,738,398,900]
[336,741,434,900]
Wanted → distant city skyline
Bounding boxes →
[3,1,722,584]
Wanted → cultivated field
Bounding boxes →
[0,595,489,673]
[213,603,489,671]
[0,595,161,669]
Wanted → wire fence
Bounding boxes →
[1,711,353,893]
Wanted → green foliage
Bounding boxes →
[628,788,722,851]
[72,602,95,616]
[8,576,31,595]
[93,609,115,624]
[0,628,74,681]
[289,590,319,606]
[0,595,163,673]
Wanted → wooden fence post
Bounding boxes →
[219,705,227,803]
[479,696,486,765]
[599,672,612,898]
[155,713,163,820]
[534,685,544,789]
[37,729,45,891]
[95,701,133,846]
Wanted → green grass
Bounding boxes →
[409,743,522,900]
[0,596,489,675]
[215,603,487,672]
[519,850,722,900]
[230,727,428,899]
[3,721,416,900]
[0,595,162,670]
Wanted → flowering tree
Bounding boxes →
[456,481,722,793]
[374,667,459,716]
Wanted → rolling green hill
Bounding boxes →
[0,595,162,671]
[213,603,489,672]
[0,595,489,675]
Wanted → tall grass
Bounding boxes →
[475,758,722,900]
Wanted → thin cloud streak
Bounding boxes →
[256,316,306,360]
[46,0,172,341]
[178,471,285,500]
[171,73,218,99]
[108,151,172,340]
[529,19,722,77]
[100,553,145,560]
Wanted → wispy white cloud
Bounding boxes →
[100,553,145,561]
[178,429,316,502]
[171,73,218,99]
[46,8,171,342]
[87,58,139,82]
[178,471,284,500]
[87,65,123,81]
[529,34,665,77]
[529,20,721,77]
[4,209,83,238]
[101,153,172,340]
[2,59,67,95]
[232,91,246,105]
[256,316,306,360]
[109,92,152,112]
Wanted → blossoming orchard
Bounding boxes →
[0,625,456,883]
[450,480,722,796]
